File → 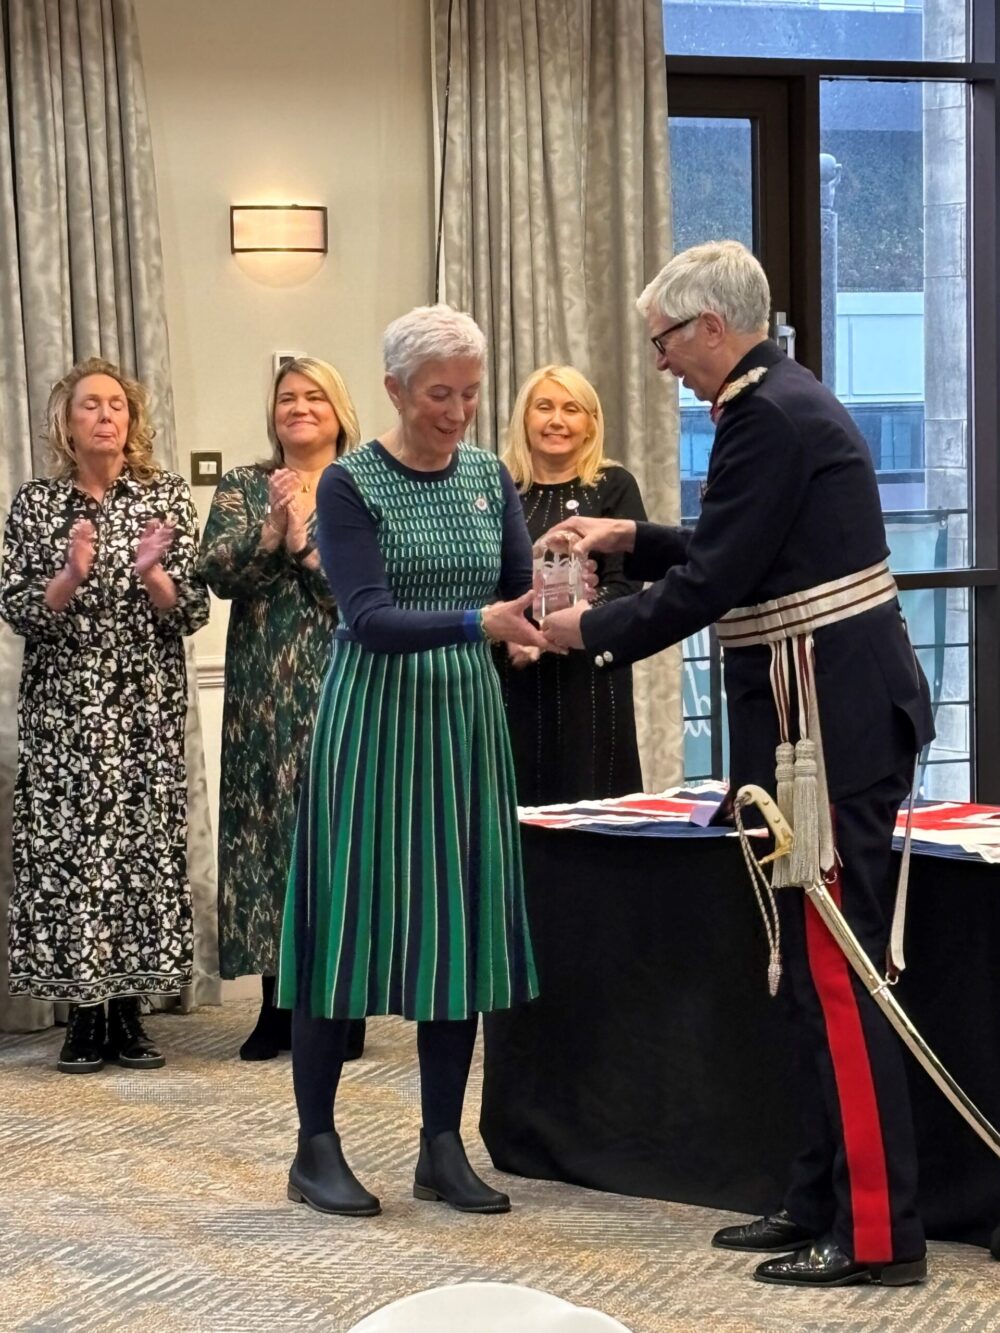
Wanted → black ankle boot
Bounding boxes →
[344,1018,366,1062]
[57,1003,106,1074]
[105,997,165,1069]
[240,999,291,1062]
[287,1130,381,1217]
[413,1128,510,1213]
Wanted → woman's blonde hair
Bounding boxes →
[47,357,159,483]
[502,365,608,491]
[265,357,361,467]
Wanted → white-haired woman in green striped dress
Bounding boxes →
[277,306,547,1218]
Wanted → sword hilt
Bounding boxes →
[734,784,794,866]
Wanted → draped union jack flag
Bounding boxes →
[519,783,1000,865]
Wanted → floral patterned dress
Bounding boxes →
[199,465,336,980]
[0,470,209,1002]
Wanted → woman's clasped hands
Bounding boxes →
[264,468,311,553]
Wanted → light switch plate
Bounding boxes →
[273,351,301,376]
[191,451,223,486]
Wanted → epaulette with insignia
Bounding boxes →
[710,365,768,423]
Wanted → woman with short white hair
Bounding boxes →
[277,305,543,1219]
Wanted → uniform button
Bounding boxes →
[602,651,614,664]
[593,654,604,668]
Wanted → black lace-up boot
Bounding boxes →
[105,996,166,1069]
[57,1002,106,1074]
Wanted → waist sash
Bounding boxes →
[716,561,898,648]
[716,560,913,975]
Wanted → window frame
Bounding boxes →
[665,6,1000,797]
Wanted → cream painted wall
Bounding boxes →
[133,2,435,987]
[134,0,435,666]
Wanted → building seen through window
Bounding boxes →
[665,0,974,796]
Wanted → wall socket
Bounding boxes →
[190,451,223,486]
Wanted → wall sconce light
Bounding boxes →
[230,204,328,254]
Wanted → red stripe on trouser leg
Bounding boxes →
[803,870,893,1261]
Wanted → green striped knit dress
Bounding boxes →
[277,441,539,1020]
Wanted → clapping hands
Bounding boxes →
[135,520,176,576]
[266,469,309,551]
[266,469,300,534]
[66,519,97,583]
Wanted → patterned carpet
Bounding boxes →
[1,1003,996,1333]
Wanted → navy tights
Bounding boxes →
[292,1011,478,1139]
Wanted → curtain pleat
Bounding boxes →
[0,0,219,1030]
[432,0,683,790]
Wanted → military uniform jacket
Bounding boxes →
[581,339,934,801]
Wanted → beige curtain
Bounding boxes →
[0,0,219,1031]
[432,0,682,790]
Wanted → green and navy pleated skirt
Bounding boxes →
[276,634,538,1020]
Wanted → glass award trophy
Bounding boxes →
[533,538,585,620]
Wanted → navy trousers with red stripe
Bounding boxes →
[778,763,925,1263]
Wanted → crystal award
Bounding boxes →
[532,540,585,620]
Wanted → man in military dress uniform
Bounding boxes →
[541,240,934,1287]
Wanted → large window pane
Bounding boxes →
[668,117,753,256]
[820,80,970,574]
[663,0,967,64]
[671,113,753,778]
[670,113,754,525]
[898,587,971,799]
[682,630,729,780]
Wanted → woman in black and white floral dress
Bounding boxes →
[0,358,209,1074]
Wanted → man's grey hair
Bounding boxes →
[636,240,771,336]
[383,304,487,384]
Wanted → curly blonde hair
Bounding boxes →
[265,357,361,467]
[502,364,610,492]
[47,357,159,483]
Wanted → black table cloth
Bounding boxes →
[481,824,1000,1250]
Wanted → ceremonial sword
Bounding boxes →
[733,782,1000,1260]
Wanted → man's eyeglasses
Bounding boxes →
[650,314,697,356]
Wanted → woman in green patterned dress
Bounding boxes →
[277,307,545,1218]
[199,358,365,1061]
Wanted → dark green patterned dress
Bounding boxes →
[199,464,334,979]
[277,442,538,1020]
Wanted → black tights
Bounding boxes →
[292,1011,478,1139]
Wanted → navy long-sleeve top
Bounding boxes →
[316,440,533,654]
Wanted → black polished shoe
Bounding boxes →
[239,1002,291,1061]
[712,1208,815,1253]
[287,1130,381,1217]
[413,1128,510,1214]
[754,1235,927,1287]
[57,1003,106,1074]
[105,997,165,1070]
[344,1017,366,1062]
